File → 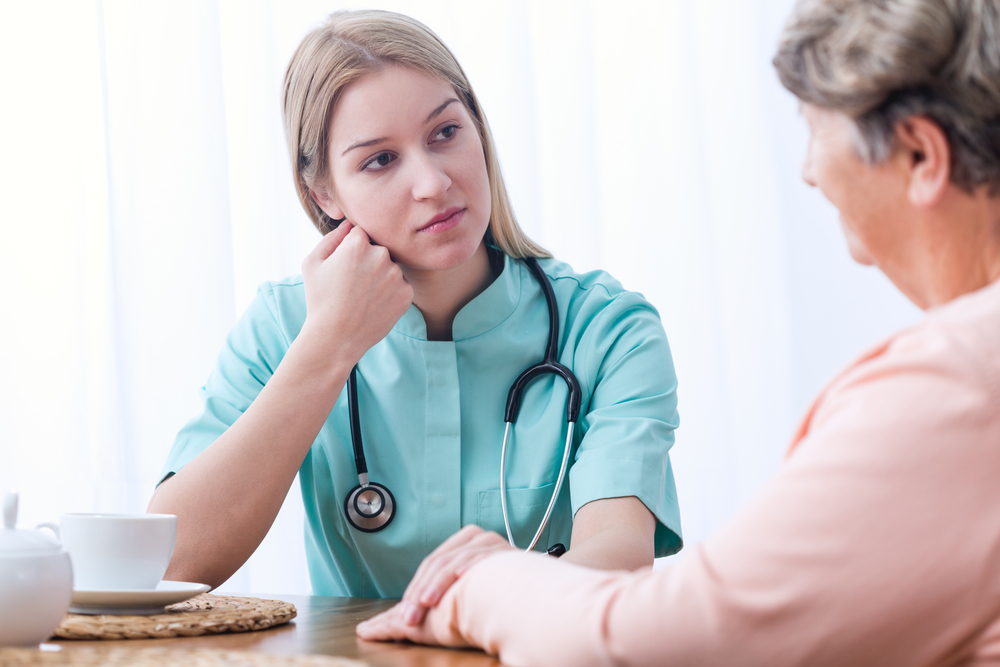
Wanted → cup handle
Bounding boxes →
[36,521,61,541]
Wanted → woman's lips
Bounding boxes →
[418,207,465,233]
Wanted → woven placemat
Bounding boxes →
[0,647,366,666]
[54,595,296,640]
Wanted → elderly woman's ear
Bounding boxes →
[893,117,952,209]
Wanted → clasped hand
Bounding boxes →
[301,222,414,365]
[356,525,515,643]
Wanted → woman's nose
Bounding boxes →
[410,154,452,201]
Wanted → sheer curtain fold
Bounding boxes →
[0,1,124,524]
[0,0,919,594]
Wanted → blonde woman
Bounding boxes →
[148,10,682,610]
[357,1,1000,664]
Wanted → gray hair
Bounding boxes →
[773,0,1000,195]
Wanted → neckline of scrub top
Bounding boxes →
[391,253,524,341]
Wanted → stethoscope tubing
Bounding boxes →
[500,420,576,551]
[348,367,368,478]
[342,257,583,549]
[504,259,581,424]
[499,258,582,551]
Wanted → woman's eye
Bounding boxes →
[432,124,460,142]
[362,152,396,171]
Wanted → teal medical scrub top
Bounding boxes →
[162,254,682,597]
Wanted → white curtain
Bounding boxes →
[0,0,920,595]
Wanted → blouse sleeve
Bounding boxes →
[569,290,682,555]
[158,284,292,483]
[429,320,1000,666]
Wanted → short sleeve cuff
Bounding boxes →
[569,455,683,557]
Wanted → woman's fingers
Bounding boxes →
[401,525,484,606]
[420,544,493,604]
[320,220,354,260]
[300,222,413,363]
[418,532,511,608]
[355,601,468,648]
[302,221,353,271]
[357,529,513,642]
[398,526,514,626]
[356,604,416,642]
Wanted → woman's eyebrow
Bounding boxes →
[426,98,459,123]
[342,136,389,156]
[341,98,461,156]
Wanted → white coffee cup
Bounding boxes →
[39,514,177,591]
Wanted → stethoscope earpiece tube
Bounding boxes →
[504,364,581,423]
[500,258,583,552]
[347,367,368,477]
[504,259,582,424]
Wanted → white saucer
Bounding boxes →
[70,580,211,615]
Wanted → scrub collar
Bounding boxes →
[391,253,523,341]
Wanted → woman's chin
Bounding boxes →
[846,245,878,266]
[397,245,488,275]
[839,219,878,266]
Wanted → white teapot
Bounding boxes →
[0,491,73,647]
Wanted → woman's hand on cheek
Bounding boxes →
[393,525,515,629]
[301,222,414,363]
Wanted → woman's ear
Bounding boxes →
[309,187,346,221]
[895,116,951,209]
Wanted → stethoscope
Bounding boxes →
[343,257,582,555]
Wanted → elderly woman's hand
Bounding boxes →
[356,525,515,641]
[354,599,457,646]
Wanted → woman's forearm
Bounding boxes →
[147,324,354,588]
[150,225,413,588]
[559,524,654,571]
[560,495,656,571]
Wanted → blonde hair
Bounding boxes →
[773,0,1000,195]
[282,10,550,258]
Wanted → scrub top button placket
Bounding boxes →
[421,343,462,551]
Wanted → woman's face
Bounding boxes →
[800,104,909,268]
[318,66,492,273]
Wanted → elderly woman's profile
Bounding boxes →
[356,0,1000,664]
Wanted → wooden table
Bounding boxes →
[50,595,501,667]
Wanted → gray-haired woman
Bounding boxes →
[357,1,1000,664]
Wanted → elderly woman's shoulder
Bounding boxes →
[836,278,1000,406]
[917,278,1000,369]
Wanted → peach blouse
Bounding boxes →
[426,277,1000,666]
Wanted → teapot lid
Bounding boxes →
[0,491,62,555]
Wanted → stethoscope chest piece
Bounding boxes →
[345,480,396,532]
[340,258,579,552]
[342,367,396,533]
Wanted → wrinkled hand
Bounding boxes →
[354,598,450,646]
[301,222,413,364]
[356,525,515,642]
